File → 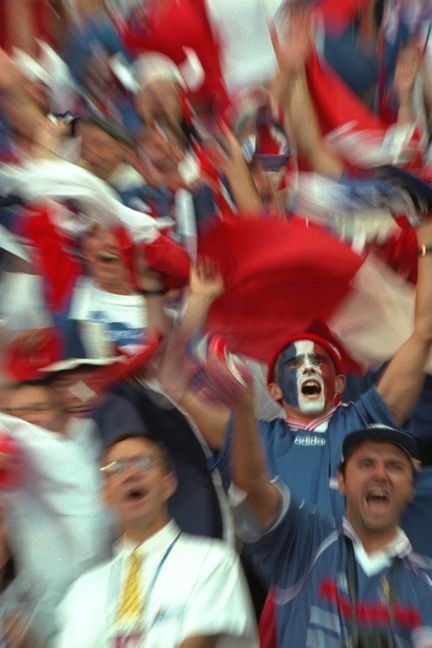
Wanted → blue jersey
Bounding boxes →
[252,500,432,647]
[258,387,395,521]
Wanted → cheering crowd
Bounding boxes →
[0,0,432,646]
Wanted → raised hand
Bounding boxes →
[0,49,22,94]
[270,6,313,78]
[189,257,224,303]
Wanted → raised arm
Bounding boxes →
[158,260,230,449]
[230,378,282,529]
[269,11,344,179]
[377,221,432,425]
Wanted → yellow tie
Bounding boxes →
[116,550,143,621]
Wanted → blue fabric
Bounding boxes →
[252,501,432,647]
[323,28,378,98]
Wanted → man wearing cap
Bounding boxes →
[167,221,432,538]
[229,394,432,646]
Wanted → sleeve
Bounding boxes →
[0,414,100,514]
[350,386,397,428]
[179,544,259,646]
[250,493,337,592]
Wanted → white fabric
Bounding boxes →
[0,160,164,243]
[69,277,148,358]
[0,414,112,646]
[0,226,30,261]
[328,253,432,374]
[55,521,259,648]
[205,0,283,94]
[342,519,411,576]
[294,172,413,247]
[326,121,426,168]
[0,272,51,337]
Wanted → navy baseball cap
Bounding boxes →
[341,424,419,464]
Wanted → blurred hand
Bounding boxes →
[205,337,254,411]
[0,49,22,94]
[158,336,196,404]
[203,123,246,177]
[394,43,420,101]
[270,7,313,77]
[8,329,47,353]
[134,248,165,291]
[2,610,30,648]
[189,258,224,302]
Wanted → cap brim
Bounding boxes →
[40,357,118,373]
[342,426,419,462]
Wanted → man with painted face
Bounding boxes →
[161,221,432,547]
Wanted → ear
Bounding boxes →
[337,469,346,497]
[163,471,178,501]
[268,382,283,402]
[334,374,346,396]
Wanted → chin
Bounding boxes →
[299,400,326,416]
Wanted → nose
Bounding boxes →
[371,461,389,481]
[302,357,315,373]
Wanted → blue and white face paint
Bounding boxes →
[276,340,336,416]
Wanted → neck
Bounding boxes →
[283,403,332,423]
[348,521,400,555]
[123,515,170,545]
[96,280,134,295]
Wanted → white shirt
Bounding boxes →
[70,277,147,357]
[55,521,259,648]
[0,414,113,646]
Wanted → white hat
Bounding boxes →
[41,357,119,373]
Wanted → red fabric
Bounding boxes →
[122,0,229,111]
[6,327,63,381]
[305,51,385,138]
[21,207,83,314]
[0,434,25,490]
[259,590,277,648]
[143,232,191,288]
[370,224,418,284]
[318,0,370,34]
[199,216,364,363]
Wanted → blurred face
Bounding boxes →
[338,442,415,548]
[51,368,103,417]
[139,124,181,174]
[1,385,65,432]
[102,437,176,539]
[271,340,343,416]
[80,124,125,180]
[136,78,181,125]
[81,224,130,292]
[250,160,286,210]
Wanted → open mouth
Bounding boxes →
[124,487,147,503]
[301,380,322,397]
[364,488,390,513]
[96,251,120,264]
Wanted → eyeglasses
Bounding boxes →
[4,403,54,416]
[100,456,159,477]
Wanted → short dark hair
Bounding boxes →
[102,431,175,474]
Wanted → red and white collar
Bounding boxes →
[284,403,340,432]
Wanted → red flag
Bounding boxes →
[305,50,385,137]
[318,0,370,34]
[199,217,364,364]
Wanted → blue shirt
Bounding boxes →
[252,499,432,647]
